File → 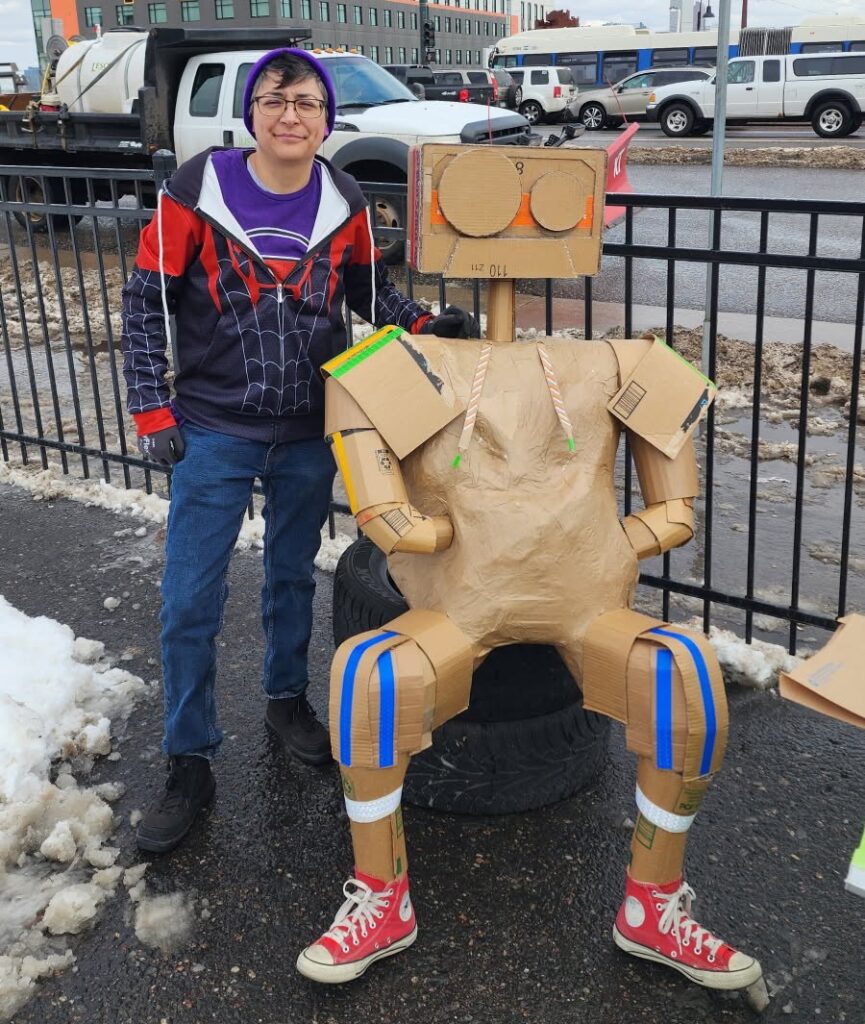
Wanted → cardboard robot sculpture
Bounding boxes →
[297,144,768,1008]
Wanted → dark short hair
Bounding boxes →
[252,55,327,101]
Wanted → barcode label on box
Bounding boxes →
[613,381,647,419]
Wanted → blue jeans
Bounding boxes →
[160,422,336,758]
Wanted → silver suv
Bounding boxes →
[573,66,714,130]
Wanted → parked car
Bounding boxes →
[646,51,865,138]
[382,64,436,99]
[507,65,577,125]
[491,66,522,110]
[573,66,714,130]
[431,68,495,104]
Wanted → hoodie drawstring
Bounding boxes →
[364,204,377,325]
[156,187,172,357]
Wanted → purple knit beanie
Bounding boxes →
[242,48,337,137]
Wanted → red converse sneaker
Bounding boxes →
[613,874,763,991]
[297,871,417,984]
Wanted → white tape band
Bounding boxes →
[344,786,403,824]
[635,785,696,834]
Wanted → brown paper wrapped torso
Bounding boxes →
[387,338,639,664]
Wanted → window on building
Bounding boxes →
[189,63,224,116]
[397,9,404,27]
[250,0,270,16]
[411,46,418,61]
[445,48,452,62]
[84,6,103,25]
[301,0,311,15]
[455,16,460,31]
[369,5,377,23]
[337,3,346,19]
[475,49,481,62]
[319,0,329,18]
[370,43,379,60]
[434,48,440,62]
[383,7,390,25]
[215,0,234,17]
[475,18,480,32]
[434,14,440,29]
[557,51,598,86]
[484,21,489,34]
[384,45,392,61]
[279,0,291,13]
[444,16,451,31]
[182,0,201,16]
[398,46,406,61]
[410,10,417,28]
[116,3,134,23]
[353,4,362,22]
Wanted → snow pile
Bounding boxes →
[0,597,146,1019]
[700,622,802,690]
[133,892,194,953]
[0,461,353,571]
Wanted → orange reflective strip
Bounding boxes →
[578,196,594,230]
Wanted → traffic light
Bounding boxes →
[422,20,435,52]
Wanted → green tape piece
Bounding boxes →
[852,826,865,869]
[330,327,404,379]
[567,436,576,452]
[659,339,714,387]
[451,453,462,468]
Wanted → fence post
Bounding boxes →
[152,149,177,193]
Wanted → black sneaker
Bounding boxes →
[136,755,216,854]
[265,693,333,766]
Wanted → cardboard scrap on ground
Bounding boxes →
[779,614,865,729]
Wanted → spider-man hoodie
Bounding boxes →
[121,147,430,443]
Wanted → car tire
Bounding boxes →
[580,103,607,131]
[519,99,545,126]
[811,100,854,138]
[690,120,711,136]
[513,85,523,108]
[660,102,696,138]
[332,537,611,816]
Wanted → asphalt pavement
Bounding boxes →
[2,480,864,1024]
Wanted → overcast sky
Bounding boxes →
[1,0,865,75]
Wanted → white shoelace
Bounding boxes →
[322,879,393,954]
[654,882,723,961]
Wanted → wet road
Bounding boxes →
[2,483,864,1024]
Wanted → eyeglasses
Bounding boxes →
[251,95,327,119]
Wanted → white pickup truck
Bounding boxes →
[646,51,865,138]
[0,27,532,252]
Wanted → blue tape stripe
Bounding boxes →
[378,650,396,768]
[655,648,674,770]
[340,631,398,766]
[650,627,717,777]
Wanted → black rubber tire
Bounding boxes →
[580,103,608,131]
[659,102,696,137]
[519,99,545,125]
[811,100,854,138]
[332,537,610,814]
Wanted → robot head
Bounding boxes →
[407,144,607,280]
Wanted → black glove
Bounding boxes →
[137,425,185,466]
[419,305,480,339]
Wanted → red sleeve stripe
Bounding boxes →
[133,407,177,436]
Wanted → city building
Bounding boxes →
[69,0,520,67]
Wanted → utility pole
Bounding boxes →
[741,0,748,29]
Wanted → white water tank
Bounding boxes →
[54,30,147,114]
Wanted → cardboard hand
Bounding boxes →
[359,502,453,555]
[138,425,185,466]
[419,306,480,339]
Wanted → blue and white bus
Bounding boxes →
[489,16,865,89]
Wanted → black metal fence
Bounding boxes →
[0,158,862,655]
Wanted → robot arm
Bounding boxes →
[325,377,453,556]
[621,434,699,559]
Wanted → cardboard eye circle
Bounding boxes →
[530,171,583,232]
[437,150,522,237]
